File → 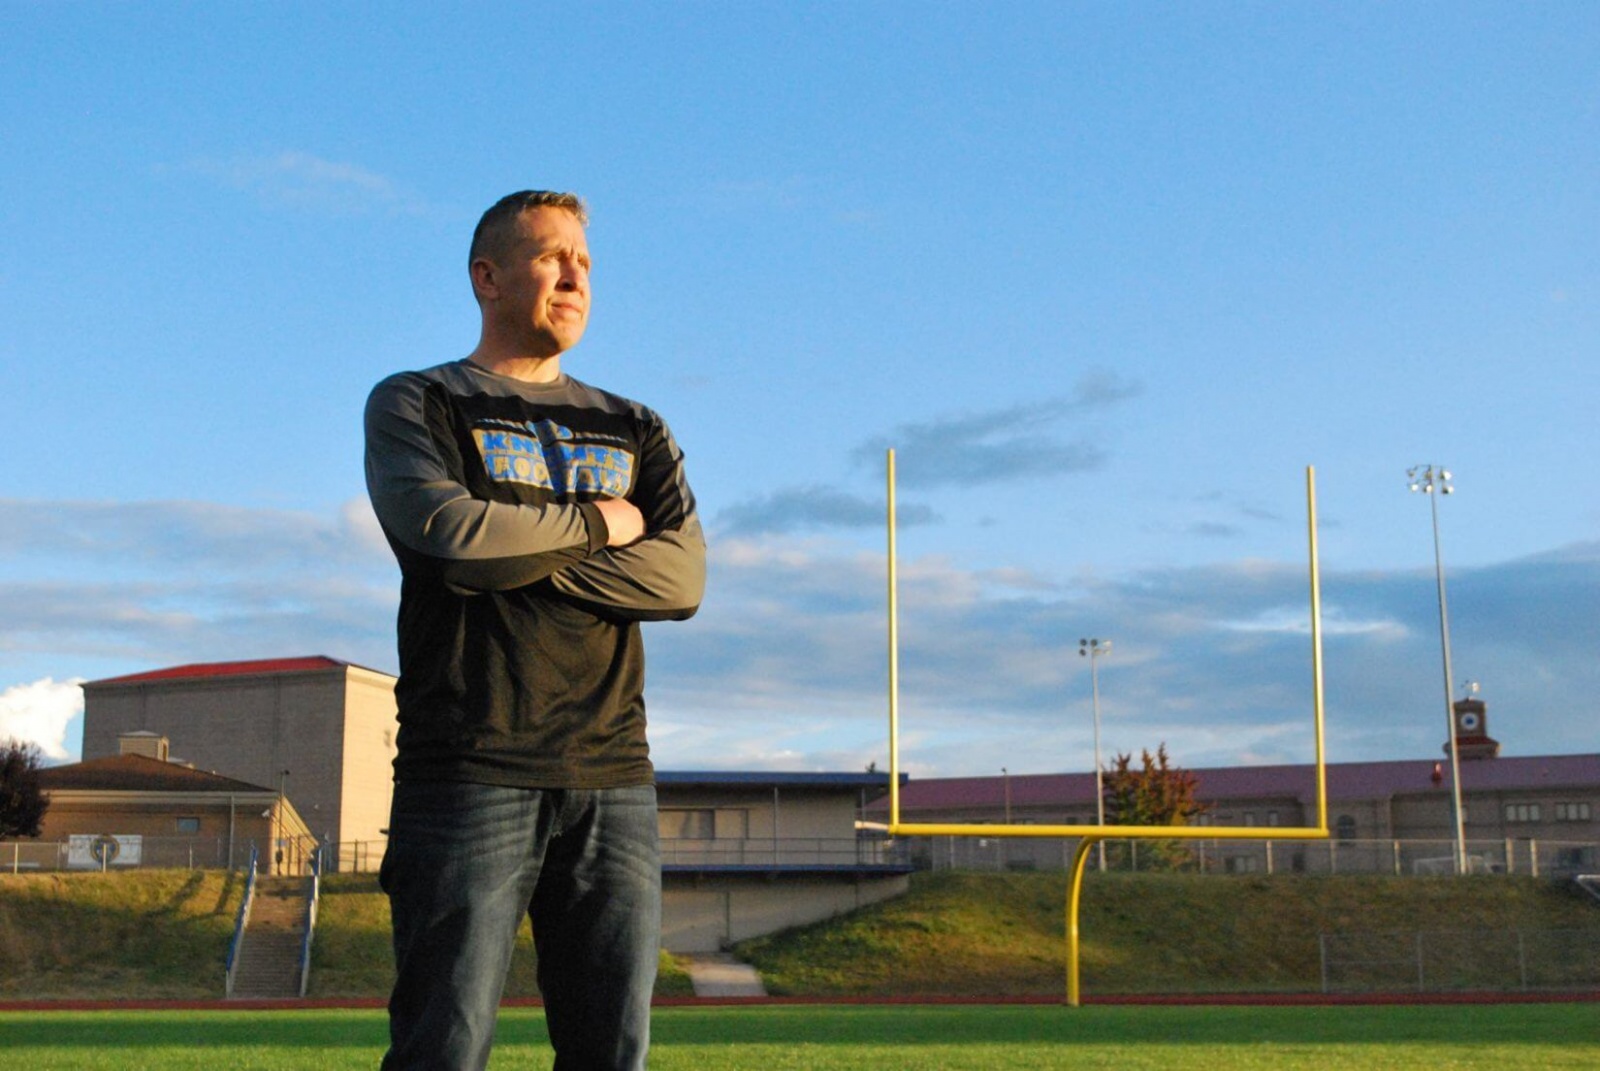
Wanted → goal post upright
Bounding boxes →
[887,448,901,829]
[1307,465,1329,833]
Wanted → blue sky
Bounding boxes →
[2,4,1596,777]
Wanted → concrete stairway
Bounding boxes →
[681,953,768,997]
[229,876,311,999]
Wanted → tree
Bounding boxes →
[0,738,49,840]
[1102,743,1207,871]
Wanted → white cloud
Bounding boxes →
[170,151,430,215]
[850,371,1142,490]
[2,492,1596,776]
[1219,606,1409,638]
[0,678,85,761]
[0,498,400,685]
[340,496,391,556]
[716,485,940,535]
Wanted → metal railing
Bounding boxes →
[658,835,911,869]
[330,839,386,873]
[296,846,324,998]
[910,833,1599,878]
[223,845,260,999]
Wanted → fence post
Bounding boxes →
[1530,839,1539,878]
[1393,840,1401,875]
[1266,840,1274,875]
[1504,837,1514,875]
[1329,839,1337,874]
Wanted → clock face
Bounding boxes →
[1459,711,1481,733]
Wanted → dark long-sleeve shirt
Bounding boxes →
[364,358,704,788]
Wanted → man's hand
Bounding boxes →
[594,497,646,547]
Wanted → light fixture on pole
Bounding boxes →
[1079,638,1112,872]
[1407,464,1467,876]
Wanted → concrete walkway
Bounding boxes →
[680,953,768,997]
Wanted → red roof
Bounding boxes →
[86,656,383,687]
[37,754,273,794]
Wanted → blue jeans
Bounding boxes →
[379,781,660,1071]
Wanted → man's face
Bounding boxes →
[481,206,591,357]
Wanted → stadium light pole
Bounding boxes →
[1408,465,1468,876]
[1079,638,1112,872]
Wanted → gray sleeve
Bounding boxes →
[546,513,706,621]
[363,373,606,592]
[544,408,705,621]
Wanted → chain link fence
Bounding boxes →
[2,834,322,874]
[911,834,1599,879]
[1320,928,1600,993]
[5,835,914,875]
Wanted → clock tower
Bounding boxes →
[1448,695,1501,761]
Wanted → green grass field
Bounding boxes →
[1,1003,1595,1071]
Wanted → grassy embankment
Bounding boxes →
[736,871,1600,996]
[1,869,1594,1000]
[0,871,692,1000]
[0,869,245,999]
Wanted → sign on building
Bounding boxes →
[66,834,143,869]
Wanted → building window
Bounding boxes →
[1243,812,1256,827]
[1555,846,1595,870]
[658,809,714,839]
[1554,802,1592,822]
[1266,810,1280,827]
[1335,815,1357,843]
[715,808,750,839]
[1504,803,1542,824]
[175,817,201,834]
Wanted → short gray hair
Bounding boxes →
[469,190,588,268]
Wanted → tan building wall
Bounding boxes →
[35,793,311,874]
[81,662,398,852]
[336,671,402,850]
[658,787,865,846]
[655,776,909,948]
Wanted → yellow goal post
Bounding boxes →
[880,450,1330,1004]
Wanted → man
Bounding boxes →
[364,190,705,1071]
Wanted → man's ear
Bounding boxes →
[469,257,500,302]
